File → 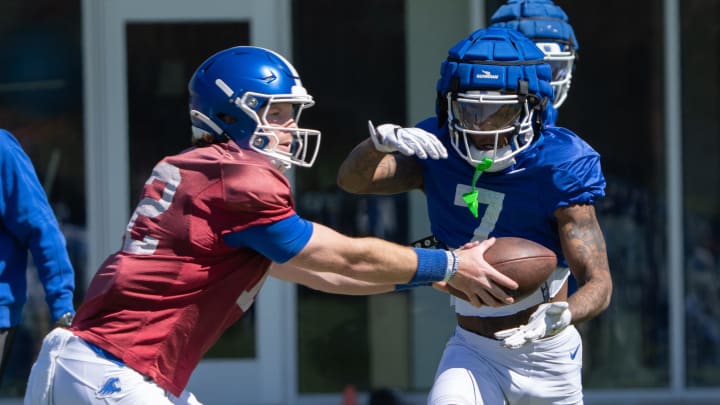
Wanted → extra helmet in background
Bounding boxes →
[490,0,578,109]
[188,46,321,168]
[436,27,553,172]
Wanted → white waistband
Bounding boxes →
[452,267,569,317]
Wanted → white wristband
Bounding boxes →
[444,251,459,282]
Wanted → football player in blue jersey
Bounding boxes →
[490,0,579,126]
[338,28,612,404]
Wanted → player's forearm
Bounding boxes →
[290,225,519,306]
[290,223,448,285]
[337,139,390,193]
[292,229,415,283]
[309,278,395,295]
[337,139,421,194]
[567,270,612,323]
[556,204,613,323]
[269,262,395,295]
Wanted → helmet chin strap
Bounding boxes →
[462,158,493,218]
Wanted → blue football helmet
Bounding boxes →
[436,28,553,172]
[490,0,578,109]
[188,46,321,169]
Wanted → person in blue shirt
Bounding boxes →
[0,129,75,386]
[338,28,612,404]
[490,0,579,126]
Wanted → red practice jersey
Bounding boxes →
[72,141,295,396]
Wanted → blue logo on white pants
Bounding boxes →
[570,344,580,360]
[97,376,122,397]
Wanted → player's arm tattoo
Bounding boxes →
[556,204,613,323]
[337,138,423,194]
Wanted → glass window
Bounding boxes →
[553,1,669,389]
[292,0,408,394]
[0,1,84,397]
[487,0,669,389]
[681,0,720,388]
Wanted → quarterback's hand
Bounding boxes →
[432,241,480,301]
[368,120,448,159]
[494,302,572,349]
[447,237,518,307]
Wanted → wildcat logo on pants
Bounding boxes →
[96,376,122,398]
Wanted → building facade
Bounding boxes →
[0,0,718,403]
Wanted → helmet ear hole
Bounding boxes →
[189,109,224,137]
[216,112,237,124]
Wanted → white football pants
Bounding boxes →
[24,328,202,405]
[428,325,583,405]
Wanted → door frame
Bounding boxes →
[81,1,296,403]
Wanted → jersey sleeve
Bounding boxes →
[546,130,606,208]
[223,214,313,263]
[553,154,606,207]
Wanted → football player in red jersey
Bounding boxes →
[23,46,519,405]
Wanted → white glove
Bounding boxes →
[368,120,448,159]
[494,302,572,349]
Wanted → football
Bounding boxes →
[447,237,557,302]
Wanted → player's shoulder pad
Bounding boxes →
[537,126,600,162]
[220,160,292,208]
[416,116,446,139]
[536,126,606,201]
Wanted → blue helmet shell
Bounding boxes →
[489,0,578,51]
[436,27,554,117]
[188,46,310,149]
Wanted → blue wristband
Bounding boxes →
[410,248,449,284]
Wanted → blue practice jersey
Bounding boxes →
[416,118,606,269]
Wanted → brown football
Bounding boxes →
[447,237,557,302]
